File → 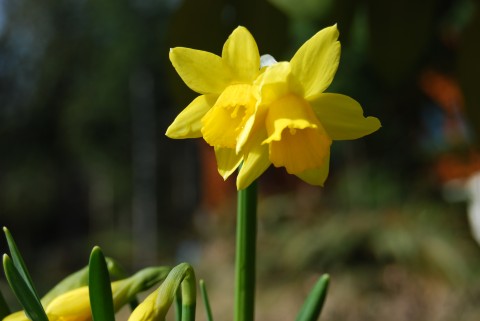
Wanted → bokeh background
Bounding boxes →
[1,0,480,320]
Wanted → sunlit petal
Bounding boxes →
[290,25,340,100]
[295,155,330,186]
[254,62,297,105]
[166,94,217,139]
[237,127,271,189]
[311,93,381,140]
[222,26,260,82]
[169,47,232,94]
[202,84,255,148]
[236,100,269,154]
[215,147,243,179]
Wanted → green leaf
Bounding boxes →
[2,255,49,321]
[199,280,214,321]
[88,246,115,321]
[0,288,11,320]
[3,227,41,301]
[295,274,330,321]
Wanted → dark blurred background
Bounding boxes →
[1,0,480,320]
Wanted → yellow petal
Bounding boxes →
[236,112,257,153]
[237,127,271,190]
[44,281,129,321]
[310,93,381,140]
[263,94,319,143]
[215,147,243,180]
[290,25,340,100]
[169,47,232,95]
[166,94,217,139]
[128,291,158,321]
[222,26,260,82]
[236,63,292,153]
[201,84,255,149]
[3,311,29,321]
[253,62,296,105]
[45,287,91,321]
[263,94,332,174]
[268,127,331,174]
[236,98,269,154]
[295,155,330,186]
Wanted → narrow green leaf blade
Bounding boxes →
[3,227,41,300]
[3,255,48,321]
[199,280,214,321]
[88,247,115,321]
[0,288,11,319]
[295,274,330,321]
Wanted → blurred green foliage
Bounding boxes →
[258,175,479,284]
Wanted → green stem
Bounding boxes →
[234,182,258,321]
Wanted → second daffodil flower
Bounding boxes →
[236,25,381,188]
[166,26,261,180]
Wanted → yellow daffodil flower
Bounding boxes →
[166,25,380,190]
[3,282,125,321]
[166,26,261,179]
[127,290,158,321]
[235,25,381,189]
[3,267,169,321]
[127,263,195,321]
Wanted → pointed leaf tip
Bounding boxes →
[199,279,214,321]
[295,274,330,321]
[89,246,115,321]
[2,254,9,265]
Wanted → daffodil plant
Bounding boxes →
[1,25,380,321]
[1,227,198,321]
[167,24,380,321]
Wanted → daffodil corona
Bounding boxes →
[166,25,381,189]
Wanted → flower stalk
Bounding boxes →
[234,181,258,321]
